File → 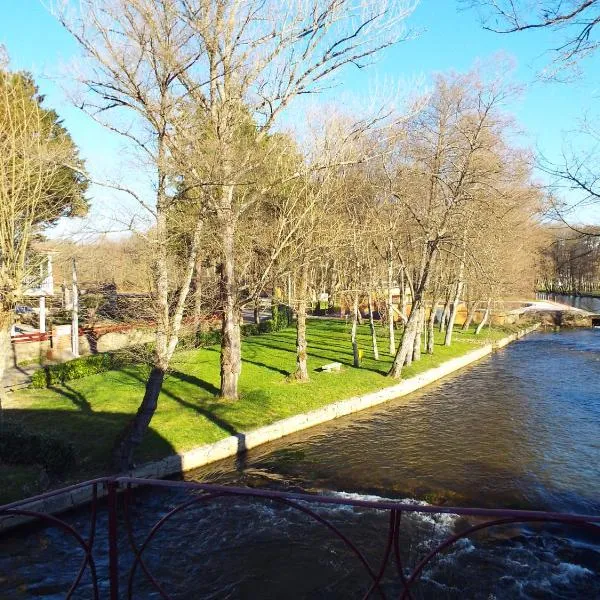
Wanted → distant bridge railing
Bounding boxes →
[1,477,599,599]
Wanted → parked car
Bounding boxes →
[15,305,34,314]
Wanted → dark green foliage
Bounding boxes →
[0,69,89,223]
[195,329,222,347]
[274,304,293,330]
[178,328,222,349]
[259,305,293,333]
[258,319,275,333]
[241,323,260,337]
[31,352,131,388]
[0,421,75,475]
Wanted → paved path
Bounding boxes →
[2,363,38,390]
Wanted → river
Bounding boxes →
[1,330,599,598]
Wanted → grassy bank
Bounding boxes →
[2,319,520,503]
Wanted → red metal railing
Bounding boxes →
[1,477,599,599]
[10,331,51,343]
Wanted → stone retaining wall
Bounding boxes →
[11,326,155,365]
[0,324,540,531]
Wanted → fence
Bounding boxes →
[1,477,599,599]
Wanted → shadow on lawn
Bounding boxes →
[160,388,252,471]
[242,338,335,364]
[124,369,250,466]
[167,369,220,395]
[48,383,93,413]
[2,408,178,500]
[240,343,291,376]
[244,336,390,375]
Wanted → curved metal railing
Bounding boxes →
[1,476,599,599]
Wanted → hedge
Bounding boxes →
[0,421,75,475]
[30,352,132,389]
[30,305,294,388]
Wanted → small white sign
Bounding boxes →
[54,324,72,337]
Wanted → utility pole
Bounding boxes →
[71,258,79,357]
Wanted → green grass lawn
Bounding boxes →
[2,319,518,503]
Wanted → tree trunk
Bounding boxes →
[388,299,421,377]
[193,257,203,329]
[387,243,395,355]
[475,299,492,335]
[112,212,202,470]
[426,298,439,354]
[0,318,11,427]
[293,266,309,381]
[220,207,241,399]
[444,280,464,347]
[351,291,360,367]
[356,300,364,325]
[327,259,336,311]
[412,306,424,362]
[462,301,478,331]
[112,367,165,470]
[368,291,379,360]
[439,297,451,333]
[254,298,261,325]
[389,240,438,378]
[399,268,407,320]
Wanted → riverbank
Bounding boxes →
[0,321,540,528]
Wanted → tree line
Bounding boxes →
[2,0,545,469]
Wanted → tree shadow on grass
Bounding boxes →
[123,368,249,465]
[48,383,93,413]
[1,408,179,502]
[239,343,291,376]
[201,343,292,377]
[158,388,250,470]
[242,338,329,362]
[167,369,220,396]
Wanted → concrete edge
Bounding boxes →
[0,323,540,532]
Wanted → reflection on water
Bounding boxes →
[1,330,599,598]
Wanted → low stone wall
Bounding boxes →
[0,323,540,531]
[11,326,155,365]
[10,340,51,364]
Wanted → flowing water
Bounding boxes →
[1,330,600,598]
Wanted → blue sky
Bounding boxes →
[1,0,599,237]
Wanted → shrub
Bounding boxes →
[195,329,222,347]
[269,303,293,331]
[0,422,75,475]
[241,323,259,337]
[31,351,132,389]
[258,319,275,333]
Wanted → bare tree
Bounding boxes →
[55,0,209,468]
[384,68,526,377]
[468,0,600,75]
[468,1,600,234]
[174,0,417,398]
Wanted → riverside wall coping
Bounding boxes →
[0,323,540,532]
